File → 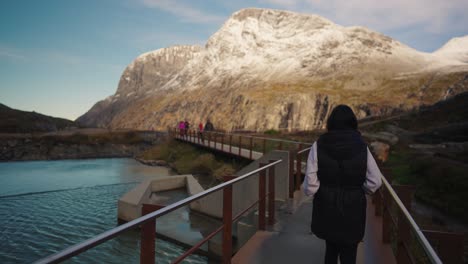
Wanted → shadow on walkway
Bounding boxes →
[233,193,396,264]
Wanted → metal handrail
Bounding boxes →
[174,129,444,263]
[200,130,314,146]
[380,176,442,264]
[297,146,312,154]
[34,160,283,264]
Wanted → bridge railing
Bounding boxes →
[171,128,312,199]
[171,128,312,154]
[172,129,463,264]
[374,171,464,264]
[35,160,283,264]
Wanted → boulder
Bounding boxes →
[384,124,411,136]
[369,141,390,163]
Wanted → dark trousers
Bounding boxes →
[324,240,358,264]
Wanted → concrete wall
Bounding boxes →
[118,175,190,222]
[187,150,290,219]
[118,150,290,221]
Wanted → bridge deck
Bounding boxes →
[176,135,264,160]
[233,192,396,264]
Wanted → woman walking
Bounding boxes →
[303,105,382,264]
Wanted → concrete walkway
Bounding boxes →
[233,197,325,264]
[233,195,397,264]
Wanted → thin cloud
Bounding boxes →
[259,0,299,8]
[260,0,468,33]
[0,46,27,62]
[141,0,225,24]
[0,45,121,71]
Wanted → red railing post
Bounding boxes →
[140,204,164,264]
[229,134,232,154]
[374,189,383,216]
[249,137,253,160]
[268,161,276,225]
[382,186,392,243]
[222,183,233,264]
[238,136,242,157]
[396,211,412,264]
[393,185,416,263]
[296,144,303,190]
[258,163,266,230]
[221,134,224,151]
[214,133,217,149]
[288,150,295,199]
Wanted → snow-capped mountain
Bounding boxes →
[78,8,468,131]
[433,36,468,64]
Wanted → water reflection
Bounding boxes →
[0,158,206,264]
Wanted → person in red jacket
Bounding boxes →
[198,122,204,143]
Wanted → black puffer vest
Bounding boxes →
[311,130,367,244]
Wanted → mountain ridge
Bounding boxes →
[78,8,468,131]
[0,103,77,133]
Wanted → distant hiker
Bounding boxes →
[204,120,214,132]
[184,120,190,137]
[303,105,382,264]
[178,121,185,137]
[198,122,204,143]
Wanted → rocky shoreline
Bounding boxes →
[0,130,165,162]
[134,157,169,167]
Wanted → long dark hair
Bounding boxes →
[326,105,358,131]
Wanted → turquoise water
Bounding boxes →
[0,159,207,263]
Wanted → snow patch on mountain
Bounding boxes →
[433,35,468,63]
[158,8,450,93]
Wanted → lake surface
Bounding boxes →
[0,158,207,263]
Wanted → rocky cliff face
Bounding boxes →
[77,45,202,127]
[78,8,468,131]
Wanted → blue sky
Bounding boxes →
[1,0,467,120]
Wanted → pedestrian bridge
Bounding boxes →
[35,130,463,264]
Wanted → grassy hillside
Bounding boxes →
[0,103,78,133]
[139,139,249,184]
[358,91,468,224]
